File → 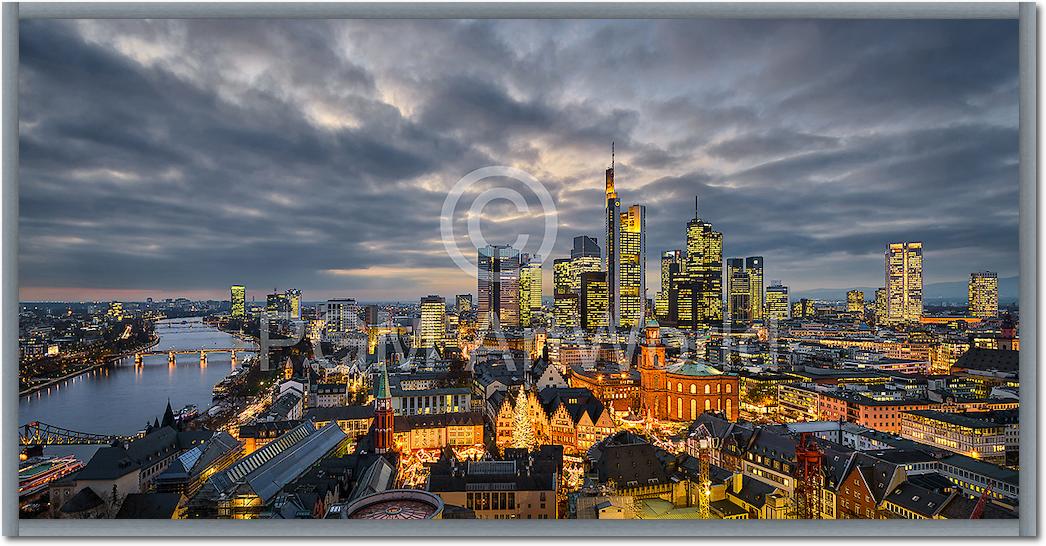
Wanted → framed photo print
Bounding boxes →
[3,1,1036,538]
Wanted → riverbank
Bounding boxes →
[19,333,160,398]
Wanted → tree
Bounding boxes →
[512,387,535,450]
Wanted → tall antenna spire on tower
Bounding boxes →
[611,141,615,169]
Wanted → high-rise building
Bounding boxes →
[792,298,815,319]
[604,147,621,327]
[602,147,647,329]
[580,271,609,331]
[672,197,723,329]
[726,257,764,324]
[727,258,750,323]
[618,204,647,328]
[885,242,923,324]
[570,251,602,294]
[326,298,360,333]
[765,281,789,322]
[968,271,999,318]
[746,256,764,322]
[874,288,888,325]
[519,255,543,328]
[455,294,473,314]
[285,289,302,320]
[230,285,246,318]
[266,292,290,321]
[478,245,521,330]
[656,250,682,320]
[847,290,865,315]
[553,258,577,328]
[418,295,447,348]
[571,235,599,259]
[554,238,602,329]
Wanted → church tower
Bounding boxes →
[373,362,395,454]
[638,319,667,421]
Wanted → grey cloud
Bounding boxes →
[18,18,1019,300]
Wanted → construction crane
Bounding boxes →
[689,424,715,519]
[969,486,993,519]
[794,431,824,520]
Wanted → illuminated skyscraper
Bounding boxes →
[765,281,789,322]
[600,146,648,329]
[726,256,763,324]
[604,146,621,326]
[230,285,246,318]
[580,271,609,331]
[554,238,602,329]
[618,205,647,328]
[285,289,302,320]
[478,245,521,330]
[553,258,577,328]
[847,290,865,316]
[570,250,602,293]
[885,242,923,324]
[727,258,750,323]
[519,255,543,328]
[266,292,290,321]
[418,295,447,348]
[656,250,682,320]
[326,298,360,333]
[672,197,723,329]
[874,288,887,325]
[792,298,815,319]
[968,271,999,318]
[455,294,473,314]
[745,256,764,322]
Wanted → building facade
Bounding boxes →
[230,285,246,318]
[519,257,543,328]
[418,295,447,349]
[968,271,999,319]
[885,242,923,325]
[478,244,521,330]
[325,299,360,333]
[765,282,789,322]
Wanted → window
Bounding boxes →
[705,399,711,411]
[678,383,683,393]
[705,384,711,395]
[690,384,696,394]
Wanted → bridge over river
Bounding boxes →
[134,347,257,366]
[19,317,258,461]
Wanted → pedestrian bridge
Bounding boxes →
[19,421,141,447]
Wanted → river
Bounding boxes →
[19,317,256,461]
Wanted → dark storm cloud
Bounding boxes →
[18,18,1019,301]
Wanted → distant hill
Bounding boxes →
[792,276,1019,303]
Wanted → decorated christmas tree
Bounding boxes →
[512,386,535,450]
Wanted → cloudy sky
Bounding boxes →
[19,18,1019,302]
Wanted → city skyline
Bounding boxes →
[19,19,1019,302]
